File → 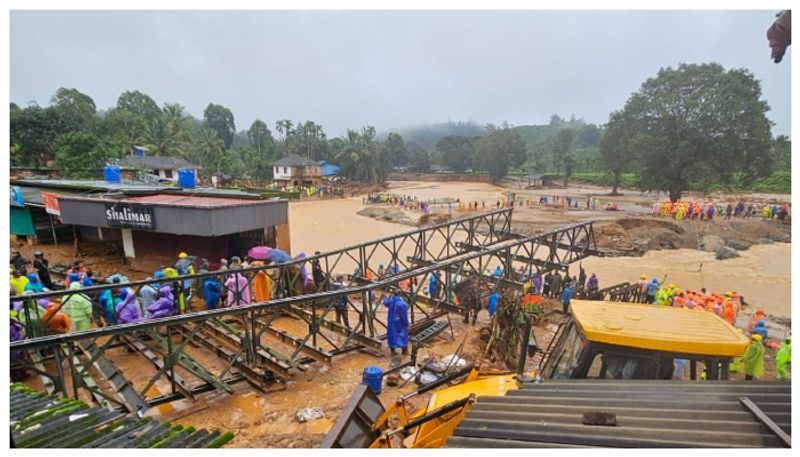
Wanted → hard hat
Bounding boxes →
[34,251,43,257]
[755,308,765,315]
[668,284,675,288]
[179,252,188,259]
[751,334,762,342]
[725,291,733,297]
[640,274,647,279]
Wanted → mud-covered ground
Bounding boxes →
[13,179,791,448]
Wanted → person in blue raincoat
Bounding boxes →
[380,290,409,355]
[428,271,441,300]
[487,291,500,318]
[203,275,222,310]
[492,266,503,277]
[560,284,574,313]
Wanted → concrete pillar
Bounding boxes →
[121,228,136,262]
[276,222,291,256]
[97,227,104,241]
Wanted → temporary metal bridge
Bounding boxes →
[11,208,598,416]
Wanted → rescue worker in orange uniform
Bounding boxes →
[42,302,71,334]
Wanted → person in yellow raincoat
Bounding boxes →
[251,261,272,302]
[741,334,765,380]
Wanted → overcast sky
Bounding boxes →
[10,10,792,137]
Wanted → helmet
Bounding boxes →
[668,284,675,289]
[751,334,762,342]
[755,308,765,315]
[725,291,733,297]
[640,274,647,279]
[34,251,43,257]
[179,252,188,259]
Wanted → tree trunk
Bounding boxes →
[610,171,620,196]
[668,188,682,203]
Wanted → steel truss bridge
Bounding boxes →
[10,208,598,416]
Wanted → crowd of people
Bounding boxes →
[652,200,790,221]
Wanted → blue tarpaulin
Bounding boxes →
[318,161,341,177]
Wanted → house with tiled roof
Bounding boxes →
[272,154,321,188]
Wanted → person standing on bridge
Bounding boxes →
[63,282,93,331]
[550,271,562,300]
[543,271,553,297]
[585,273,599,296]
[331,275,350,327]
[775,335,791,381]
[203,274,222,310]
[381,290,409,355]
[225,270,251,307]
[560,283,574,314]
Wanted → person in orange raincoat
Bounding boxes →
[42,302,71,334]
[748,309,766,334]
[722,300,735,324]
[250,261,271,302]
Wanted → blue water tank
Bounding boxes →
[103,164,121,183]
[362,366,383,394]
[133,146,146,157]
[178,169,196,189]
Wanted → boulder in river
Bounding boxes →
[756,238,775,245]
[715,246,740,260]
[699,235,724,252]
[726,239,751,251]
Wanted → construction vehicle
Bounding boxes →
[322,299,769,448]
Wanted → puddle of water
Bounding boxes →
[232,392,265,417]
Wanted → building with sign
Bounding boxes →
[10,178,291,266]
[57,193,289,265]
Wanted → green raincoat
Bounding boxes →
[775,341,791,380]
[63,282,93,331]
[741,340,765,378]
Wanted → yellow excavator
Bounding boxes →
[322,299,754,448]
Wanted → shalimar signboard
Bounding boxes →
[105,204,155,230]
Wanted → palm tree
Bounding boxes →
[275,119,293,156]
[139,117,182,156]
[192,127,225,175]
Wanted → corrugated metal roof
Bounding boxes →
[122,194,275,208]
[570,300,749,356]
[118,155,200,170]
[57,193,280,209]
[448,380,790,448]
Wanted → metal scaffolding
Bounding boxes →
[11,210,597,415]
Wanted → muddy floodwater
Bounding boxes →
[292,181,792,325]
[581,244,791,321]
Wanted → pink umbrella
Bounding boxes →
[248,246,271,260]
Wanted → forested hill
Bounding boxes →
[384,121,485,150]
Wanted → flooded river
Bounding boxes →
[291,181,792,324]
[581,244,791,322]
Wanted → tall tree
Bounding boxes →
[10,105,65,167]
[139,116,187,157]
[98,108,146,156]
[435,135,474,172]
[275,119,294,156]
[203,103,236,149]
[50,87,97,131]
[474,125,526,184]
[408,142,430,172]
[771,135,791,171]
[247,119,273,156]
[383,132,409,166]
[551,128,573,173]
[54,132,115,179]
[621,63,773,201]
[116,90,161,123]
[191,126,226,175]
[599,108,640,195]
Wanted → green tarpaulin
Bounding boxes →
[10,207,35,236]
